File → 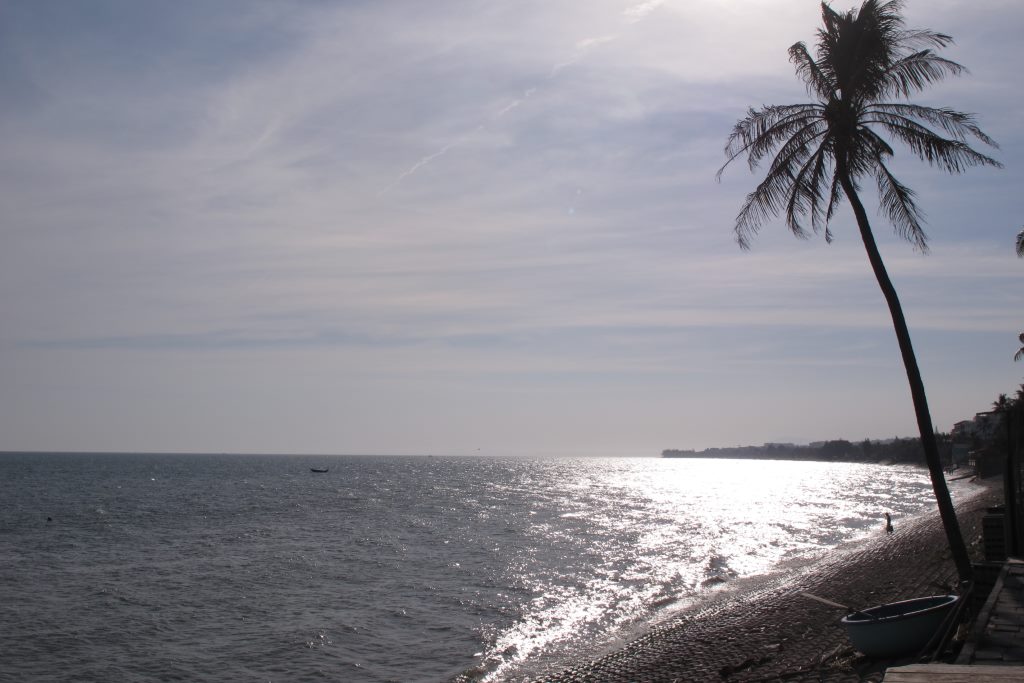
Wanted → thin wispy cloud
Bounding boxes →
[379,18,626,194]
[0,0,1020,454]
[623,0,665,24]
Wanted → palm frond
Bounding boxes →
[897,27,955,51]
[813,3,848,89]
[735,182,791,250]
[718,105,822,178]
[874,158,928,251]
[789,42,834,98]
[1016,228,1024,257]
[867,104,999,146]
[880,50,965,97]
[867,113,1002,172]
[734,137,819,247]
[785,139,834,237]
[823,171,843,242]
[846,128,894,180]
[732,115,834,247]
[805,141,838,236]
[743,109,825,171]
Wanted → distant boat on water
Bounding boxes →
[310,467,329,473]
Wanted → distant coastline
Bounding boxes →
[662,436,945,465]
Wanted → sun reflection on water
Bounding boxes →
[475,457,960,681]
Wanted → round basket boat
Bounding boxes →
[840,594,959,658]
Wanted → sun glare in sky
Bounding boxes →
[0,1,1020,456]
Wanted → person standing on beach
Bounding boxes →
[885,513,894,535]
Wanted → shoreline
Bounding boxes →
[539,478,1000,682]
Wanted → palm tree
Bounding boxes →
[1017,231,1023,361]
[718,0,1000,583]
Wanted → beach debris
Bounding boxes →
[718,654,771,678]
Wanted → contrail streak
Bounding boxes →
[380,2,663,194]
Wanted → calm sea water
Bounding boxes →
[0,453,979,682]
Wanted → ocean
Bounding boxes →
[0,453,980,682]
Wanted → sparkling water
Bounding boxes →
[0,453,978,682]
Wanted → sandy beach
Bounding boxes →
[541,479,1000,683]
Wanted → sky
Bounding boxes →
[1,0,1021,457]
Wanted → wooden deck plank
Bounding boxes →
[883,662,1024,681]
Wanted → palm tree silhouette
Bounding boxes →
[1017,230,1023,361]
[718,0,1000,582]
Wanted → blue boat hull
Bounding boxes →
[840,594,959,658]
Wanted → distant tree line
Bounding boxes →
[662,436,948,465]
[664,385,1024,465]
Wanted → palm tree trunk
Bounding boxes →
[838,172,973,584]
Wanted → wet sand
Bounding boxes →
[542,480,1000,683]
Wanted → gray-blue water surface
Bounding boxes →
[0,453,979,682]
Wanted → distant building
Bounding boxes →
[955,413,1005,443]
[952,420,976,442]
